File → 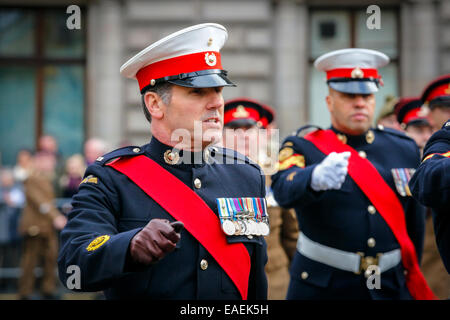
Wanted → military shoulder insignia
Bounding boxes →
[96,146,144,166]
[391,168,415,197]
[278,146,305,171]
[295,125,321,138]
[214,147,261,172]
[278,147,294,162]
[86,235,110,252]
[286,171,297,181]
[80,175,98,185]
[377,126,414,142]
[423,151,450,162]
[216,197,270,237]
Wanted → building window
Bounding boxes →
[0,7,86,166]
[308,7,399,128]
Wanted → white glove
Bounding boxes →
[311,152,350,191]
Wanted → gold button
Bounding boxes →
[28,225,40,236]
[368,205,376,215]
[133,148,140,153]
[194,178,202,189]
[404,270,408,276]
[367,238,376,248]
[366,130,375,144]
[200,259,208,270]
[337,133,347,144]
[377,124,384,130]
[358,151,367,158]
[301,271,309,280]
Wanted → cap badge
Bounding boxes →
[418,105,430,117]
[232,105,250,118]
[351,67,364,79]
[207,37,213,46]
[205,52,217,67]
[445,84,450,94]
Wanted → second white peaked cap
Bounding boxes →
[314,48,390,94]
[120,23,235,93]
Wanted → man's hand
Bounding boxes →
[311,151,350,191]
[129,219,182,265]
[53,215,67,230]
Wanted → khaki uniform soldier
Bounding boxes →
[18,151,67,299]
[223,97,299,299]
[264,177,299,299]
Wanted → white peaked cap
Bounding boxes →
[120,23,235,92]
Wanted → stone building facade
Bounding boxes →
[1,0,449,161]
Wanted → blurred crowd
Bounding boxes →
[0,135,109,299]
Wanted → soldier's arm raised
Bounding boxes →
[271,138,323,208]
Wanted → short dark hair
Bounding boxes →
[141,82,173,123]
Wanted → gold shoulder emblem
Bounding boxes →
[86,235,110,252]
[286,171,297,181]
[80,175,98,185]
[278,147,294,162]
[278,154,305,171]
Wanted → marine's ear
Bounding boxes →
[144,91,164,120]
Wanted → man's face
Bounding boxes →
[223,125,260,160]
[406,124,433,151]
[162,85,224,149]
[428,106,450,132]
[326,88,376,135]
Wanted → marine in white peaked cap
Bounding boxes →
[58,23,269,300]
[270,47,434,300]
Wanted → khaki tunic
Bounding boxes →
[18,171,62,297]
[421,213,450,300]
[264,205,299,299]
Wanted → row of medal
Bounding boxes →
[391,168,415,197]
[216,197,270,237]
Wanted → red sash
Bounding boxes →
[108,155,251,300]
[304,129,435,300]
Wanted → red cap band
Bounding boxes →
[326,68,380,80]
[403,108,425,125]
[224,107,261,126]
[425,83,450,103]
[136,51,222,91]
